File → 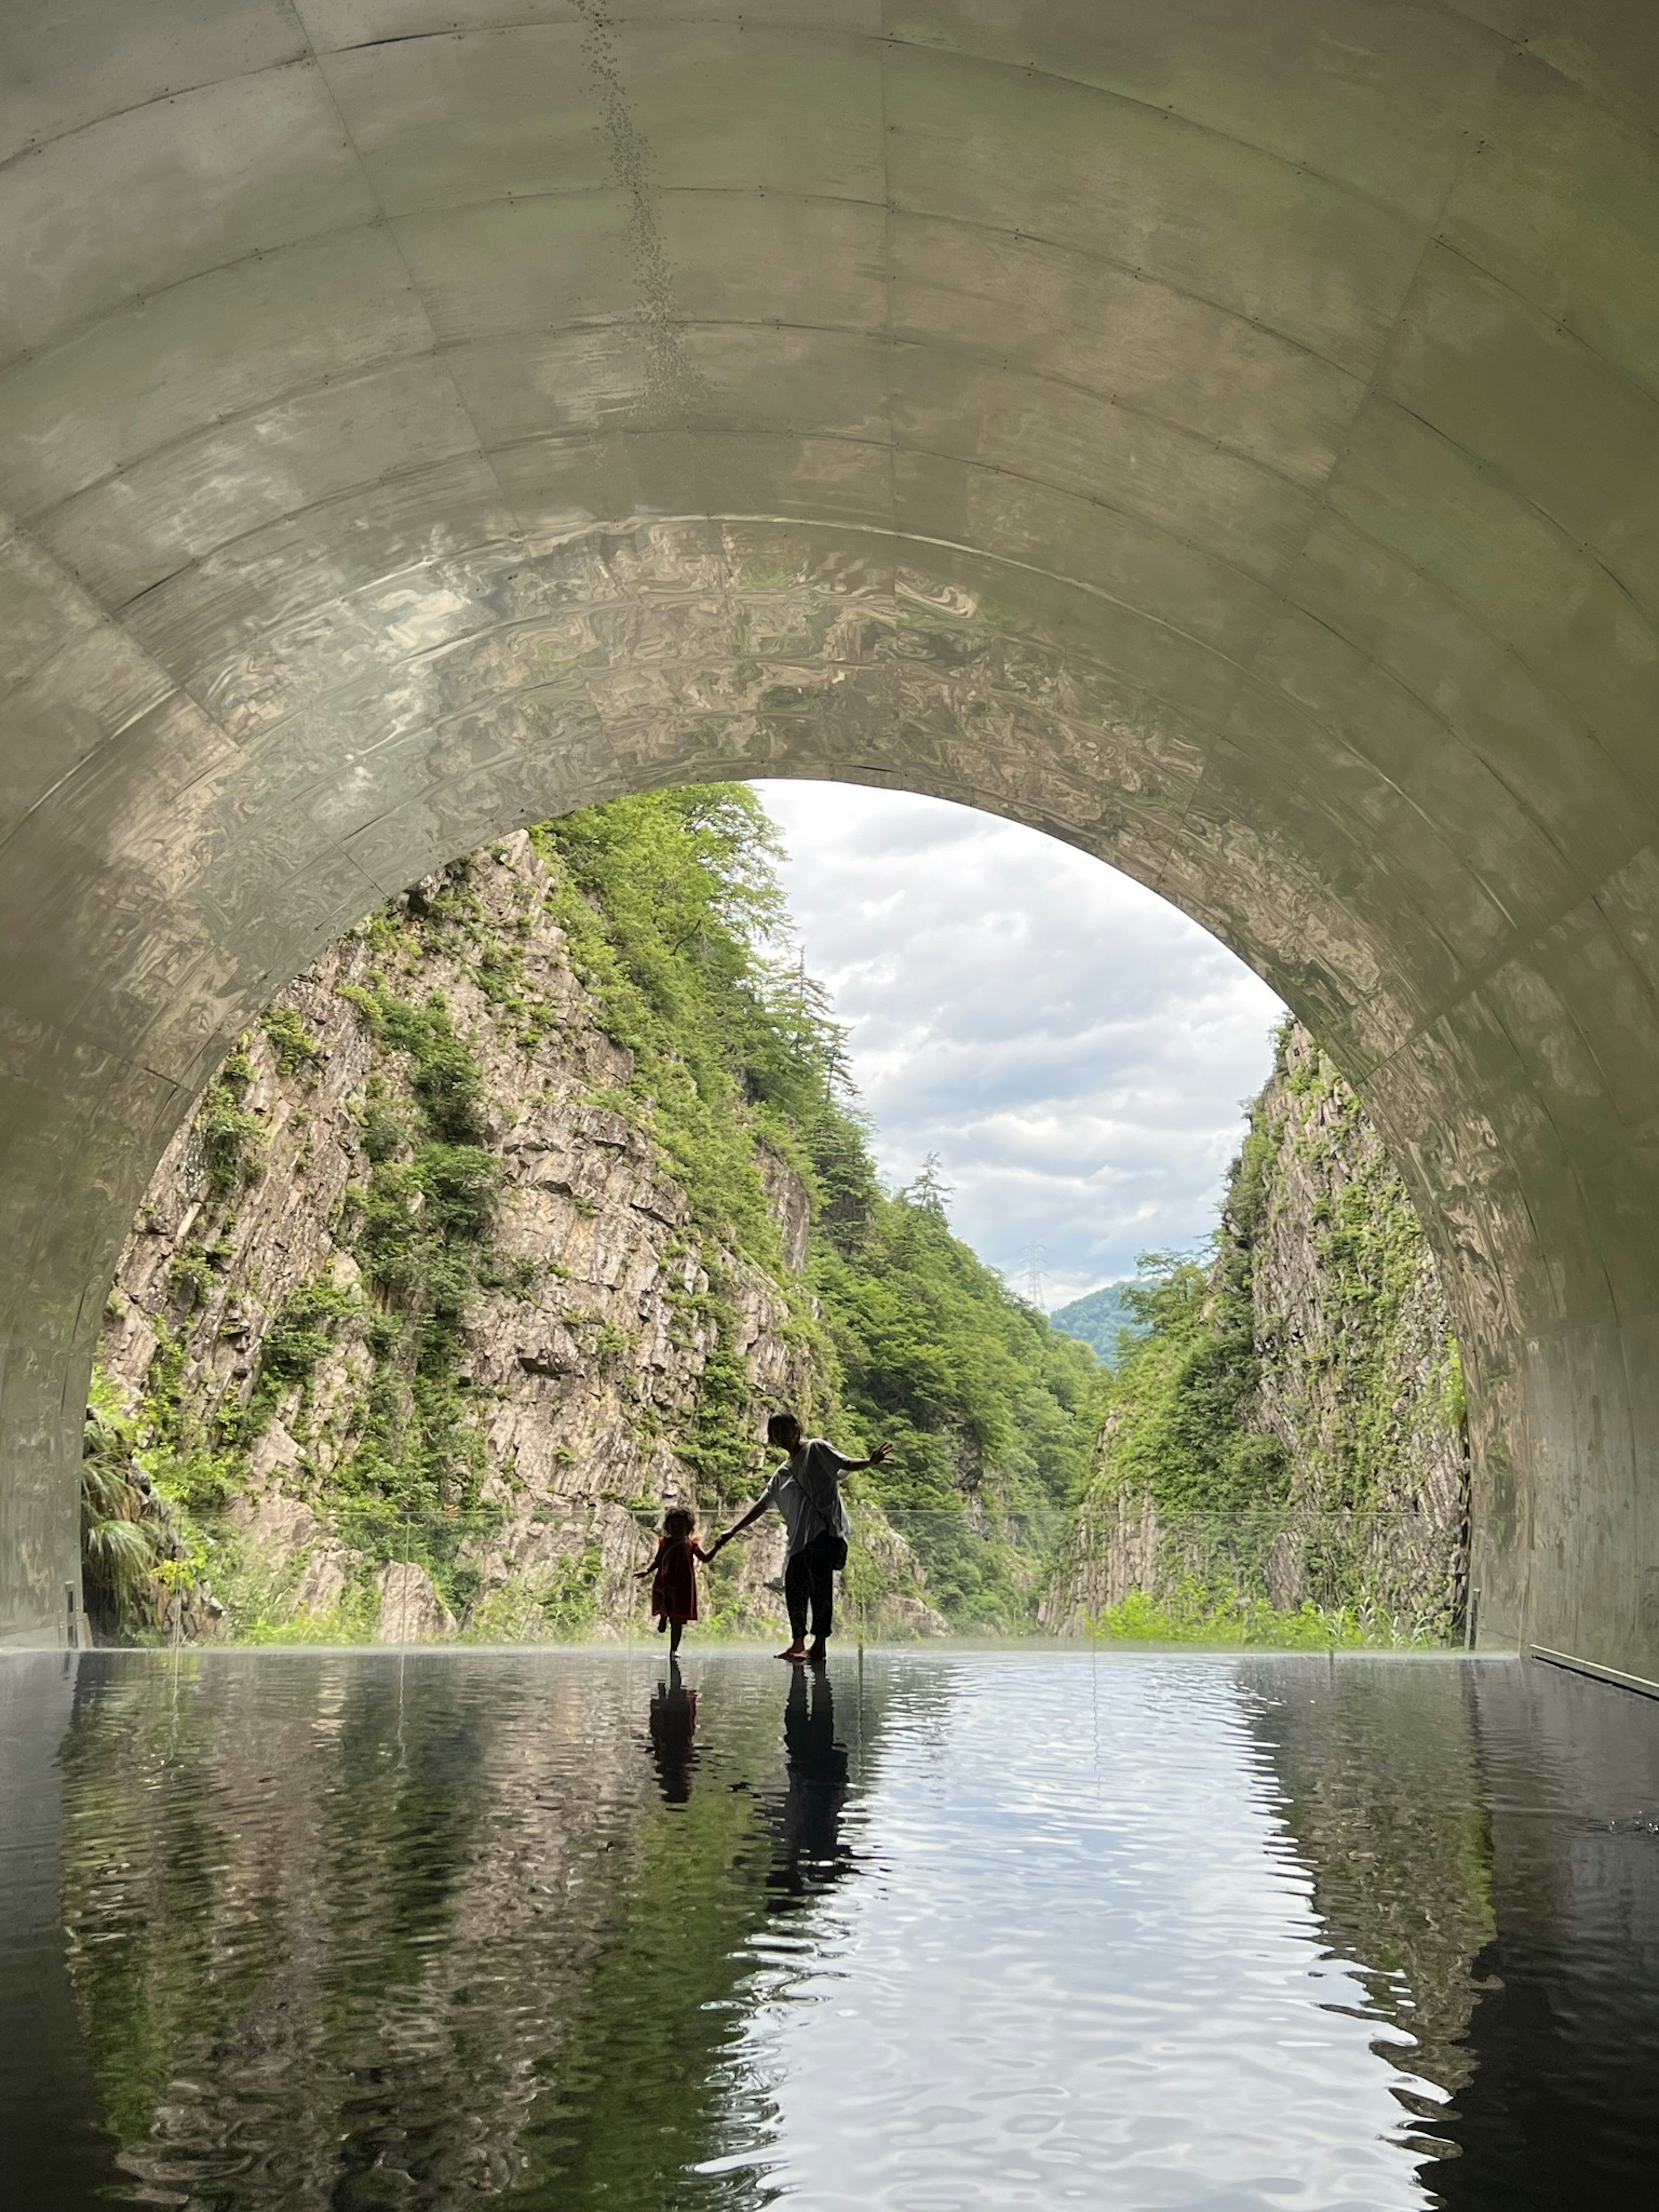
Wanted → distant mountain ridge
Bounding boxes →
[1049,1283,1141,1367]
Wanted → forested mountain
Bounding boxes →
[86,787,1098,1644]
[1048,1283,1142,1367]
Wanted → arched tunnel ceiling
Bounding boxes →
[3,0,1659,1663]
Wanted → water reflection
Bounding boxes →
[768,1664,852,1900]
[1240,1656,1495,2150]
[1240,1655,1659,2208]
[1,1650,1656,2206]
[648,1659,701,1806]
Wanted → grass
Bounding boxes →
[1084,1581,1435,1649]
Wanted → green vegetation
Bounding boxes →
[535,791,1102,1628]
[260,1004,322,1076]
[1080,1248,1288,1517]
[532,786,862,1278]
[91,801,1457,1650]
[816,1162,1098,1628]
[497,1740,778,2206]
[1048,1281,1143,1367]
[95,988,515,1633]
[81,1378,167,1637]
[1089,1585,1376,1648]
[1062,1023,1465,1646]
[195,1044,264,1197]
[91,784,1103,1641]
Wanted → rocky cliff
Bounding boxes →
[1045,1022,1468,1641]
[85,788,1095,1644]
[88,818,933,1642]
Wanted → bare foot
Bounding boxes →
[775,1642,807,1662]
[805,1640,828,1665]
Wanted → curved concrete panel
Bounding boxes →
[3,2,1659,1667]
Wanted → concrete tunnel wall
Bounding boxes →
[3,0,1659,1666]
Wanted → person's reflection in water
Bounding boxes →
[769,1662,852,1900]
[647,1657,699,1805]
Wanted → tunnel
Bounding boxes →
[2,2,1658,1676]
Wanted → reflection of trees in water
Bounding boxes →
[1418,1664,1659,2212]
[54,1656,895,2210]
[503,1660,887,2209]
[60,1656,638,2205]
[1239,1658,1494,2143]
[1242,1657,1659,2212]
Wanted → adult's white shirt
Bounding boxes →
[755,1440,854,1557]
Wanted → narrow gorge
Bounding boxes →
[84,788,1095,1646]
[1045,1023,1469,1643]
[83,790,1468,1649]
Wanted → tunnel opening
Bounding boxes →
[69,767,1473,1655]
[2,6,1657,1683]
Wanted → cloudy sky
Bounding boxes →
[752,782,1285,1310]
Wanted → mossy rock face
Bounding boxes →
[1048,1021,1468,1646]
[92,788,1100,1642]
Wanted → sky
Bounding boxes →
[751,782,1285,1311]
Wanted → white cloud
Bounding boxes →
[751,782,1285,1308]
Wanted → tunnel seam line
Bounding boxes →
[35,425,492,610]
[108,499,1250,721]
[79,446,519,624]
[0,52,318,178]
[1150,16,1523,902]
[126,505,1649,1145]
[1193,726,1497,1008]
[203,589,1217,775]
[82,476,1649,1006]
[1372,393,1659,649]
[866,31,1497,234]
[1303,504,1659,824]
[135,491,1620,893]
[471,423,1300,597]
[6,35,1648,421]
[0,191,1382,401]
[1366,997,1623,1337]
[277,9,534,551]
[1279,596,1653,910]
[19,177,1646,492]
[251,664,1197,830]
[4,312,1344,535]
[386,181,1395,385]
[0,14,1500,241]
[2,338,457,526]
[290,0,1519,82]
[879,0,897,561]
[62,465,1653,1128]
[1359,868,1659,1170]
[0,512,273,865]
[1424,230,1659,418]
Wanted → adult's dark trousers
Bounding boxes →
[785,1529,839,1643]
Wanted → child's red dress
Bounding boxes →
[650,1537,706,1623]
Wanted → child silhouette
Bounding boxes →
[636,1507,712,1654]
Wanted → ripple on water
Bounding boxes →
[3,1647,1659,2209]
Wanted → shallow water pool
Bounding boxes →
[3,1647,1656,2208]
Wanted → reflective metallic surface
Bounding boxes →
[3,5,1659,1663]
[5,1648,1659,2208]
